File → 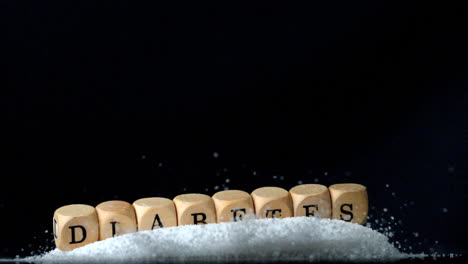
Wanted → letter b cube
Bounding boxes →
[53,204,99,251]
[173,193,216,225]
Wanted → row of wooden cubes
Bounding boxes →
[53,183,368,251]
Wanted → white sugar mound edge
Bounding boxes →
[26,217,422,263]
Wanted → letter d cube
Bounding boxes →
[53,204,99,251]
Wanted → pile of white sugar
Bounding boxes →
[27,217,415,263]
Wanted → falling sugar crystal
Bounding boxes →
[26,217,418,263]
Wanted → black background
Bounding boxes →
[0,0,466,261]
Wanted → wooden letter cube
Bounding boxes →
[251,187,293,219]
[133,197,177,231]
[173,193,216,225]
[329,183,368,225]
[212,190,255,222]
[53,204,99,251]
[96,200,137,240]
[289,184,331,218]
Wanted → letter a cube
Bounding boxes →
[133,197,177,231]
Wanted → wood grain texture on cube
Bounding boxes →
[329,183,368,225]
[96,200,137,240]
[173,193,216,225]
[53,204,99,251]
[133,197,177,231]
[251,187,293,219]
[212,190,255,222]
[290,184,331,218]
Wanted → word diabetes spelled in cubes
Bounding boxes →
[53,183,368,251]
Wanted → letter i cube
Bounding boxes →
[96,200,137,240]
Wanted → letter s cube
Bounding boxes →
[329,183,368,225]
[53,204,99,251]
